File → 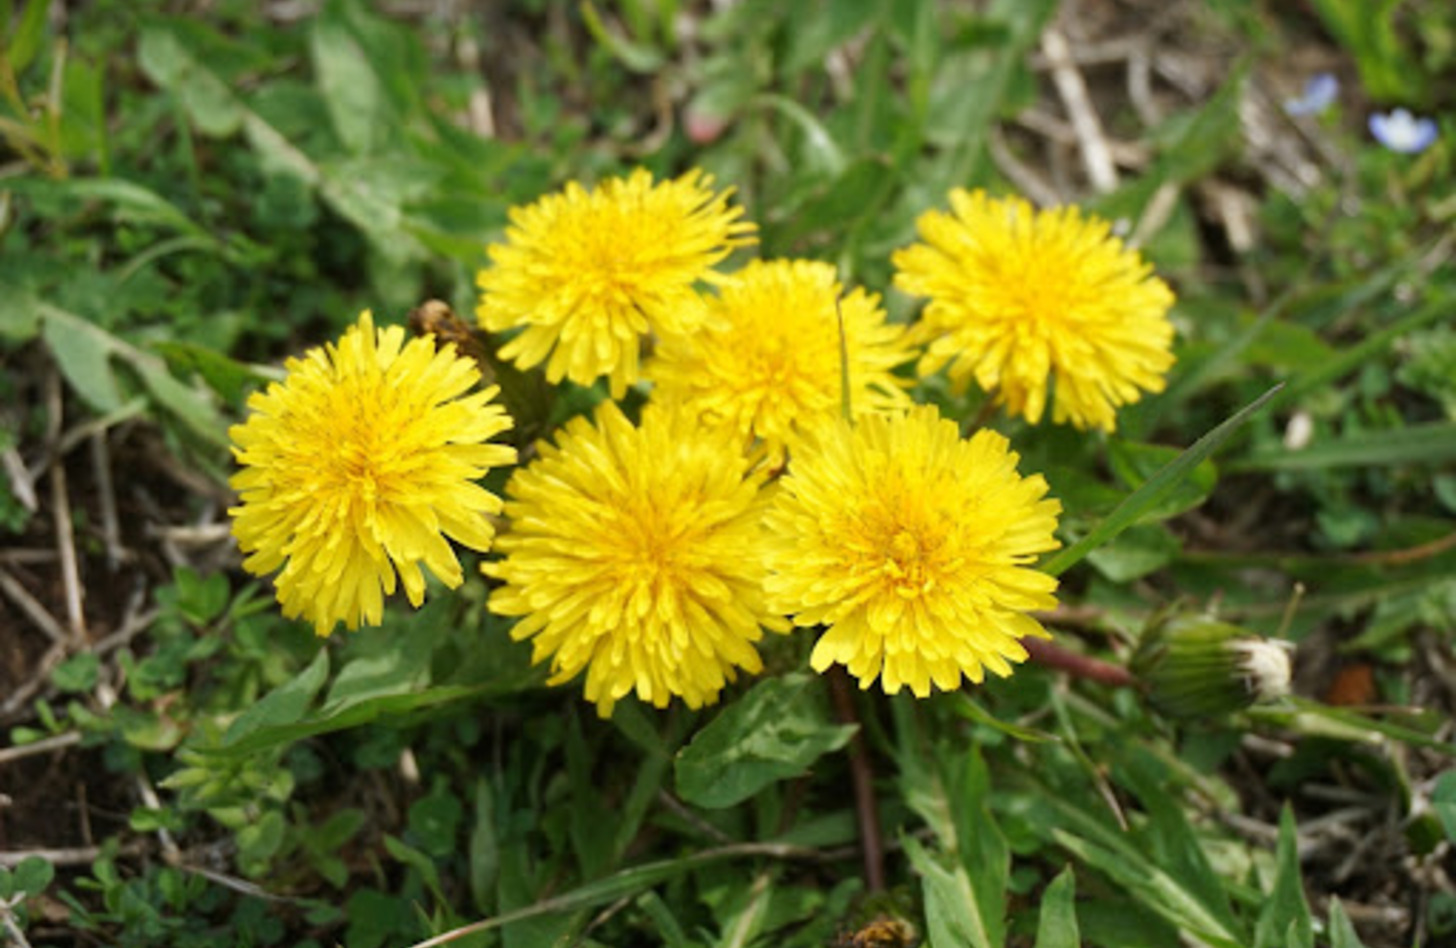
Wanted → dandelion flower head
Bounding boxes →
[229,312,517,636]
[893,190,1176,432]
[484,401,788,717]
[764,406,1061,696]
[476,168,756,398]
[647,258,916,457]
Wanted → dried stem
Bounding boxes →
[827,666,885,892]
[0,730,81,766]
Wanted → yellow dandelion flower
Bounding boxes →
[893,189,1176,432]
[763,406,1062,696]
[646,259,916,456]
[484,401,787,717]
[476,168,756,399]
[229,312,517,636]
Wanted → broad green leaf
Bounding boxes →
[317,156,436,263]
[129,353,229,448]
[1084,522,1180,583]
[12,855,54,897]
[1253,807,1313,948]
[139,19,321,187]
[40,305,125,411]
[137,24,246,137]
[674,673,855,809]
[1044,384,1281,577]
[40,304,229,448]
[311,2,389,154]
[904,835,995,948]
[222,648,330,748]
[1033,868,1078,948]
[1234,421,1456,472]
[321,643,433,716]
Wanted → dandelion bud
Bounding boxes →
[1131,615,1292,719]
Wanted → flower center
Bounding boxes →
[879,524,943,599]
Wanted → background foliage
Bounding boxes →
[2,0,1455,946]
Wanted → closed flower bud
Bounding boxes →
[1131,614,1292,719]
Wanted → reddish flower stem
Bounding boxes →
[827,666,886,892]
[1023,637,1137,688]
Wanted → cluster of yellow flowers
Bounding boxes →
[228,168,1177,717]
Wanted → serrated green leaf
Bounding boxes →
[674,673,855,809]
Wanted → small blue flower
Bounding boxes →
[1284,73,1339,117]
[1369,108,1438,154]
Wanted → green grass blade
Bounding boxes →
[1043,384,1282,577]
[1231,420,1456,472]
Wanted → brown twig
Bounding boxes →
[0,565,68,645]
[827,666,885,893]
[45,371,85,643]
[0,644,67,719]
[89,432,124,570]
[1023,638,1136,688]
[0,839,151,870]
[0,730,81,766]
[1041,25,1118,193]
[0,901,35,948]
